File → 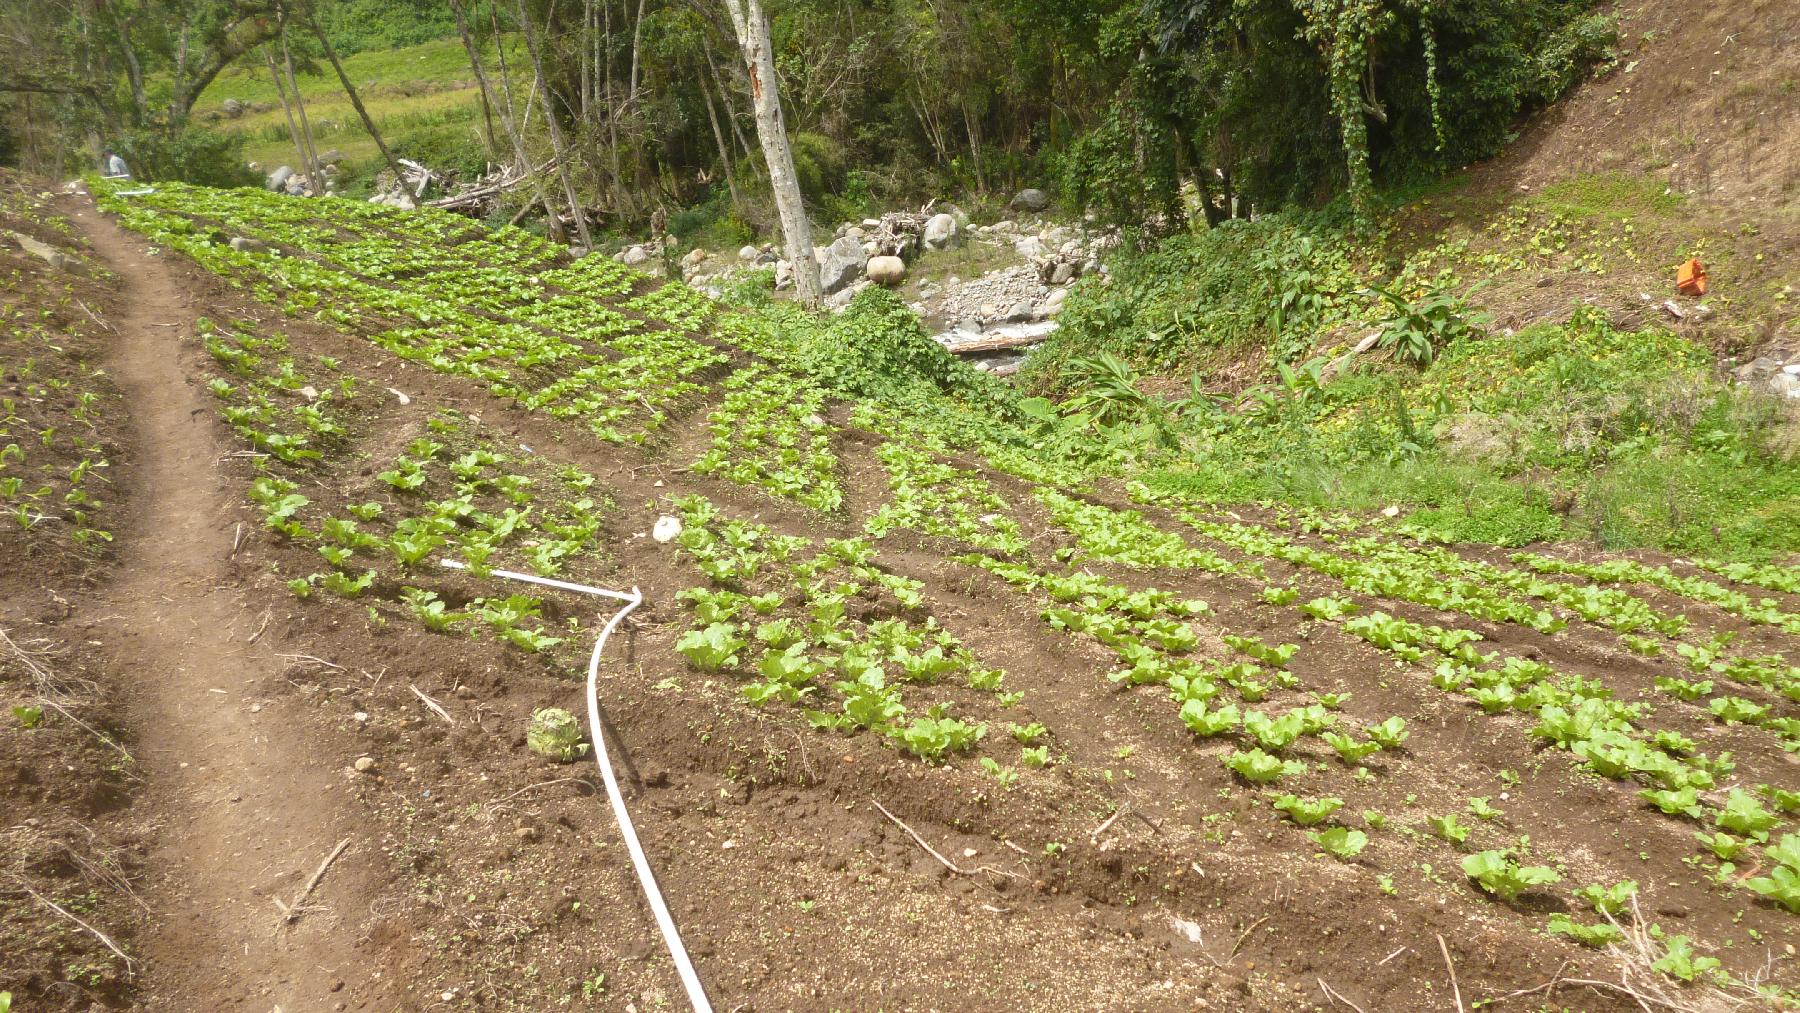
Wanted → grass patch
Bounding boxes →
[195,35,514,185]
[1529,171,1685,223]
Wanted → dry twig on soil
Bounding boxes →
[1318,977,1367,1013]
[871,799,965,874]
[1437,933,1465,1013]
[0,626,131,760]
[16,877,137,969]
[410,683,456,724]
[280,837,351,926]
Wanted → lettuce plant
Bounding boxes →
[1462,850,1559,902]
[676,623,745,672]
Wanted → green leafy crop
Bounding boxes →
[1462,850,1560,902]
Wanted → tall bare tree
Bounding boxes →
[512,0,595,249]
[720,0,820,307]
[303,0,402,181]
[447,0,562,234]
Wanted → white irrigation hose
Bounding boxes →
[438,559,714,1012]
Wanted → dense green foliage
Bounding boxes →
[7,0,1615,224]
[314,0,459,55]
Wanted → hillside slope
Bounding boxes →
[18,174,1789,1011]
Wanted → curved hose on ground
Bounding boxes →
[440,560,712,1011]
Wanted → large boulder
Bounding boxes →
[818,235,869,294]
[1009,188,1049,212]
[738,244,760,262]
[866,255,907,286]
[618,245,651,266]
[266,165,294,192]
[922,212,960,250]
[222,98,244,118]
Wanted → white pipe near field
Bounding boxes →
[438,559,713,1011]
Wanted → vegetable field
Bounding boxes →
[5,176,1795,1010]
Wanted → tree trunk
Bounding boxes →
[305,2,403,181]
[602,0,626,212]
[513,0,595,249]
[262,46,310,182]
[703,44,754,161]
[447,0,561,235]
[279,23,324,188]
[722,0,820,308]
[696,65,742,210]
[627,0,646,107]
[961,101,986,192]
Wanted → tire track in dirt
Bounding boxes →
[71,204,393,1010]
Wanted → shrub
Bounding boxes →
[114,128,259,188]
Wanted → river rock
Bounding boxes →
[1009,188,1049,212]
[818,235,869,294]
[1050,261,1077,285]
[738,244,759,262]
[867,255,906,286]
[619,245,650,266]
[922,212,960,250]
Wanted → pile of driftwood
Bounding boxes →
[368,158,448,208]
[426,159,545,215]
[863,202,942,258]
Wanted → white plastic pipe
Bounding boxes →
[438,558,713,1012]
[439,558,638,602]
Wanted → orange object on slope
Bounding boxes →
[1677,258,1708,297]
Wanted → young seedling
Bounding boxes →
[1461,850,1560,903]
[1574,880,1637,916]
[1366,716,1409,750]
[1309,827,1367,860]
[1430,814,1471,847]
[1322,731,1380,764]
[1272,794,1343,827]
[675,623,746,672]
[1223,748,1304,784]
[1545,913,1623,948]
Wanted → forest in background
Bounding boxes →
[2,0,1616,235]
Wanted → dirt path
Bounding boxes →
[70,204,390,1010]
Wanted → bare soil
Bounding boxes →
[4,9,1800,1005]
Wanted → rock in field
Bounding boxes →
[922,212,961,250]
[818,235,869,294]
[866,255,907,286]
[1009,188,1049,212]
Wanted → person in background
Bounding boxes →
[102,148,130,179]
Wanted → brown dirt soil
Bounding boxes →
[10,15,1800,998]
[1495,0,1800,208]
[2,175,144,1009]
[25,173,1794,1013]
